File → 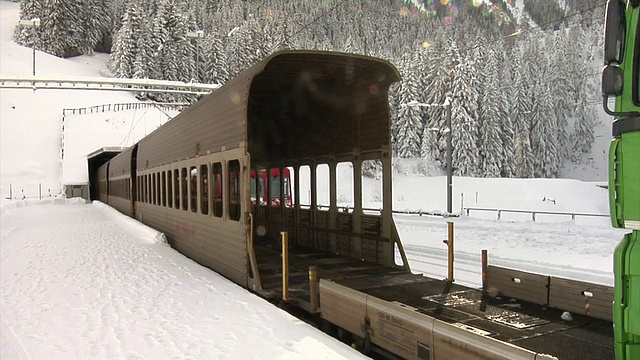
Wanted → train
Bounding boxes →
[91,50,611,360]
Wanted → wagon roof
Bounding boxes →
[246,50,401,164]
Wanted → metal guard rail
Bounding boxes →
[464,207,609,221]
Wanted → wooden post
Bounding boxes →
[482,250,488,295]
[447,221,454,282]
[309,266,318,312]
[281,231,289,301]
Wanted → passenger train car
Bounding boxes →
[93,50,610,360]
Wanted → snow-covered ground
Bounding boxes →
[0,1,629,359]
[0,199,368,360]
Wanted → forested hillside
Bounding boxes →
[11,0,605,179]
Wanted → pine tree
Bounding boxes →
[477,44,505,177]
[76,0,110,56]
[203,32,229,85]
[551,30,574,165]
[514,121,535,178]
[14,0,44,51]
[510,43,535,178]
[450,38,480,177]
[422,37,454,168]
[531,86,559,177]
[394,62,423,158]
[572,97,597,160]
[109,3,143,79]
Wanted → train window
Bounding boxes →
[173,169,180,209]
[337,162,354,212]
[316,164,329,211]
[156,172,161,206]
[167,170,173,208]
[213,162,223,218]
[285,166,295,207]
[270,167,293,208]
[299,165,311,209]
[271,172,280,201]
[201,164,209,215]
[145,174,149,203]
[228,160,241,221]
[152,173,157,205]
[255,168,267,206]
[363,160,383,215]
[181,168,188,211]
[250,169,258,205]
[162,172,166,207]
[190,166,197,213]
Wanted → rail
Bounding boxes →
[464,207,609,221]
[314,204,460,217]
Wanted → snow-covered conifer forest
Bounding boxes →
[10,0,604,179]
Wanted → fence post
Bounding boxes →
[9,183,12,200]
[39,183,41,199]
[281,231,289,301]
[447,222,454,282]
[309,266,318,312]
[482,250,488,295]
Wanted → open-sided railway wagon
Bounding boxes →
[94,50,613,360]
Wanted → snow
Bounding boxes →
[0,199,366,360]
[0,1,629,359]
